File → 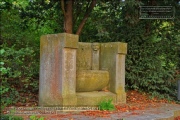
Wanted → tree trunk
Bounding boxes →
[61,0,96,35]
[61,0,73,33]
[76,0,96,35]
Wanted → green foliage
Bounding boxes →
[0,79,19,110]
[1,0,40,109]
[121,0,180,101]
[0,114,23,120]
[0,45,39,109]
[30,115,44,120]
[21,0,63,42]
[84,0,180,101]
[99,99,115,111]
[0,0,63,108]
[0,49,19,110]
[125,33,179,100]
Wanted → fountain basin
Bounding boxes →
[76,70,109,92]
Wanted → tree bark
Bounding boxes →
[76,0,96,35]
[61,0,73,33]
[61,0,96,35]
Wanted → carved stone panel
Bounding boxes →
[77,42,92,70]
[92,43,100,70]
[100,42,127,94]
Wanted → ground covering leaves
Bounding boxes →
[2,90,179,120]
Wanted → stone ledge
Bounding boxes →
[57,33,79,48]
[41,33,79,49]
[76,91,116,106]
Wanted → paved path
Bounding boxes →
[51,103,180,120]
[2,103,180,120]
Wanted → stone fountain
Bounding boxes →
[39,33,127,106]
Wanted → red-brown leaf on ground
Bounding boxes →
[80,110,112,118]
[115,90,175,112]
[175,116,180,120]
[127,90,175,104]
[78,90,175,117]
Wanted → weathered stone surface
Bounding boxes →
[58,33,79,48]
[100,43,118,92]
[174,110,180,117]
[117,42,127,54]
[39,34,62,106]
[100,42,127,103]
[39,33,78,106]
[115,54,126,94]
[39,33,127,106]
[62,48,76,95]
[77,91,116,105]
[92,43,100,70]
[76,70,109,92]
[77,42,92,70]
[116,92,126,104]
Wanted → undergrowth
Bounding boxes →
[99,99,116,111]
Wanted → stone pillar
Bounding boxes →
[178,80,180,100]
[92,43,100,70]
[39,33,78,106]
[116,43,127,103]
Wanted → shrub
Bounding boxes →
[0,114,23,120]
[0,45,39,109]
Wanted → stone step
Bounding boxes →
[76,91,116,106]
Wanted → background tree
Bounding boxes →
[61,0,96,35]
